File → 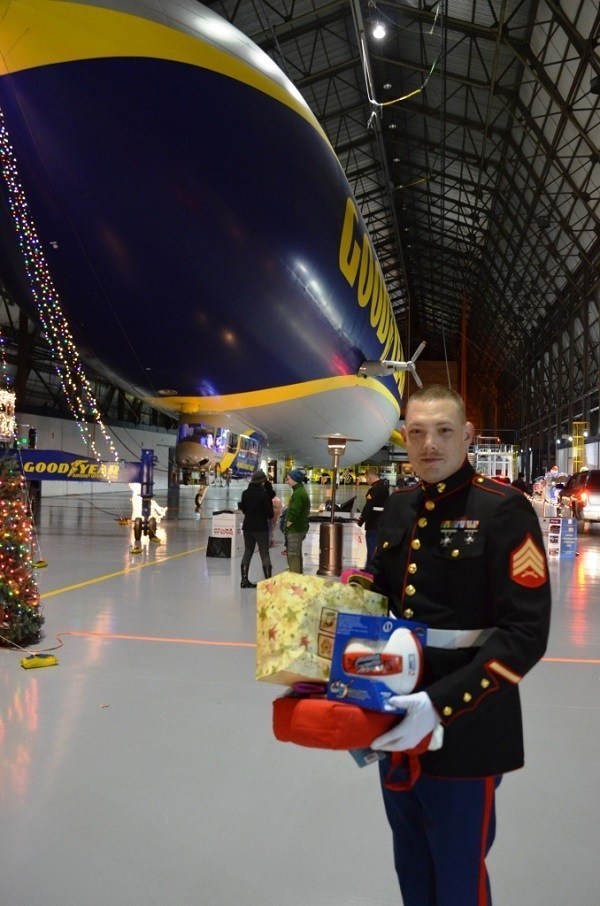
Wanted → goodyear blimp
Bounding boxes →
[0,0,421,469]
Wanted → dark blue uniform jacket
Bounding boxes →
[372,461,551,778]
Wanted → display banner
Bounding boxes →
[14,450,142,483]
[538,516,578,559]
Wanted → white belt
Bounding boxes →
[427,628,493,650]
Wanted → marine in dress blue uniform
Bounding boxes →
[369,387,551,906]
[357,468,390,569]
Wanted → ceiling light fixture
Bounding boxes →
[372,21,386,39]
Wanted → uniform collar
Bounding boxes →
[421,459,474,501]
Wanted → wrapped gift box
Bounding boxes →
[256,572,388,686]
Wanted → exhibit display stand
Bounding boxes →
[206,510,244,557]
[538,516,577,559]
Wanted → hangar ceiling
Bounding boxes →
[203,0,600,422]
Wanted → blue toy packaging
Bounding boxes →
[327,613,427,712]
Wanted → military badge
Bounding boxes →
[510,534,547,587]
[440,519,479,548]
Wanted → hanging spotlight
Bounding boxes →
[372,20,386,39]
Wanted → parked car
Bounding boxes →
[558,470,600,522]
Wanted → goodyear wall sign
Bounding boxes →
[17,451,142,483]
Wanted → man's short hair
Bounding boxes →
[365,466,379,477]
[404,385,466,422]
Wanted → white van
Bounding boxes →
[379,466,397,487]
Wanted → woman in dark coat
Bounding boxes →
[239,470,273,588]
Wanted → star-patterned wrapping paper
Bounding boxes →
[256,572,388,686]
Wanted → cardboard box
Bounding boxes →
[208,511,244,557]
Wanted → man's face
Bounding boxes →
[401,398,474,484]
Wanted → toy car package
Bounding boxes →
[327,613,427,712]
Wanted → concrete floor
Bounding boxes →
[0,482,598,905]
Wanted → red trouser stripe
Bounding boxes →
[477,776,497,905]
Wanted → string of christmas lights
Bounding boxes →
[0,104,120,466]
[0,322,10,385]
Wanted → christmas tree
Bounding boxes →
[0,453,44,646]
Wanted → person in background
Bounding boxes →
[357,466,390,570]
[263,473,276,503]
[511,471,532,495]
[239,469,273,588]
[369,385,551,906]
[194,486,208,517]
[543,464,562,505]
[260,472,280,547]
[284,469,310,573]
[270,494,283,547]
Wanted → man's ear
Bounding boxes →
[401,425,408,444]
[465,421,475,445]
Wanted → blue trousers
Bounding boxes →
[379,760,501,906]
[365,528,378,569]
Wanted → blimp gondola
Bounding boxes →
[0,0,412,467]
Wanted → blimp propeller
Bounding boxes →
[357,342,426,388]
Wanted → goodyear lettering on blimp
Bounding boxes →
[338,197,402,386]
[23,458,121,481]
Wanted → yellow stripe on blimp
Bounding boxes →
[150,374,401,416]
[0,0,328,141]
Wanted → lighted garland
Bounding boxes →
[0,325,10,389]
[0,104,119,465]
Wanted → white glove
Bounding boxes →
[371,691,442,752]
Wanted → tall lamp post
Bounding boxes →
[314,434,361,577]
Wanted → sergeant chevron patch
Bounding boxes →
[510,534,548,587]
